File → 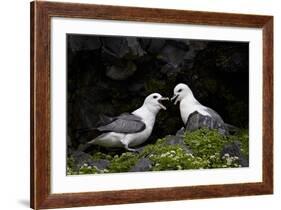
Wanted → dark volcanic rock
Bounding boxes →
[130,158,152,172]
[102,37,145,58]
[139,39,166,54]
[68,35,101,52]
[71,151,110,170]
[106,61,137,80]
[159,44,186,68]
[160,63,181,76]
[220,141,249,167]
[165,135,184,145]
[164,135,192,154]
[185,111,228,135]
[176,127,185,137]
[221,141,241,157]
[91,159,110,170]
[71,151,94,170]
[128,82,145,92]
[127,38,146,57]
[67,35,249,153]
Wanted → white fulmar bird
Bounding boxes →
[87,93,169,152]
[171,83,232,133]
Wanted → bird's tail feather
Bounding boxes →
[78,143,91,152]
[78,138,98,152]
[98,114,114,125]
[76,114,113,134]
[87,138,96,145]
[224,123,239,132]
[76,127,98,134]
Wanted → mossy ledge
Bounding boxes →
[67,128,249,175]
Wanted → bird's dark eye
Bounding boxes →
[153,95,158,99]
[178,89,182,92]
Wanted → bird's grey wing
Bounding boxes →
[204,107,230,135]
[98,114,115,125]
[97,113,140,126]
[204,107,224,124]
[117,113,143,121]
[97,117,146,133]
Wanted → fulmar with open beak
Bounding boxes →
[87,93,169,151]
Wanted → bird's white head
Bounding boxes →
[171,83,193,105]
[144,93,169,113]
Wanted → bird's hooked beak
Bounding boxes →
[170,94,179,105]
[158,97,169,110]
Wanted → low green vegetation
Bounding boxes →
[184,129,248,168]
[67,129,249,175]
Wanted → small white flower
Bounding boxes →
[169,153,175,158]
[210,155,215,159]
[187,153,194,157]
[224,153,230,157]
[93,166,99,170]
[177,165,182,170]
[226,158,233,165]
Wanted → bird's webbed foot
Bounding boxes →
[124,145,140,153]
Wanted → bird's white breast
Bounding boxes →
[94,132,125,148]
[180,98,210,125]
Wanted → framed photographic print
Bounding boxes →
[30,1,273,209]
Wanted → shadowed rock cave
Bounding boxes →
[67,34,249,152]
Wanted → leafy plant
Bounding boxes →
[67,128,249,175]
[107,152,139,173]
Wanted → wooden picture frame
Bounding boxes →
[30,1,273,209]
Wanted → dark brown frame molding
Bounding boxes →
[30,1,273,209]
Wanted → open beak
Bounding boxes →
[170,94,179,105]
[158,97,169,110]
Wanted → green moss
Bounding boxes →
[67,156,75,170]
[67,128,249,175]
[184,128,248,168]
[66,156,77,175]
[79,164,100,174]
[107,152,139,173]
[92,151,113,161]
[184,129,228,157]
[137,138,207,170]
[149,147,208,171]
